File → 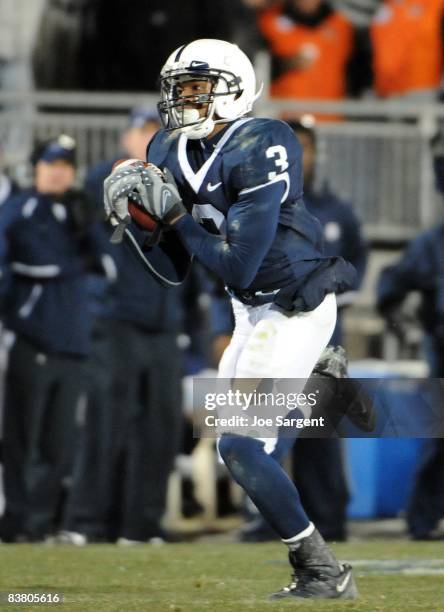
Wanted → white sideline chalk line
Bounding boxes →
[267,558,444,575]
[347,559,444,576]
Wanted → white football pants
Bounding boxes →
[217,293,337,453]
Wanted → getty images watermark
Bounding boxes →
[192,378,328,439]
[204,387,323,429]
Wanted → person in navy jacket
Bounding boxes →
[0,135,106,542]
[288,117,368,345]
[377,195,444,539]
[288,117,367,539]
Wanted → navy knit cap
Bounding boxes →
[31,135,77,166]
[128,107,160,129]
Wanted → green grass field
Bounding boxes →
[1,540,444,611]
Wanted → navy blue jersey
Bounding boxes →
[144,117,355,310]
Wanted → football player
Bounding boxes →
[104,39,358,600]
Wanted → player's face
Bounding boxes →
[175,79,214,118]
[35,159,76,195]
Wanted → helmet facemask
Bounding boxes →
[158,68,243,139]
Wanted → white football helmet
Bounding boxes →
[158,39,263,139]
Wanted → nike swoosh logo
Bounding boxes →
[207,181,222,192]
[161,189,171,212]
[336,570,351,594]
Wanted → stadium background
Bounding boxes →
[0,3,444,606]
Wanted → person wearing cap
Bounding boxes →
[59,109,187,545]
[0,135,110,542]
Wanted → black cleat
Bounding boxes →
[270,529,358,600]
[313,345,348,379]
[312,345,376,433]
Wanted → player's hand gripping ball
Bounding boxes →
[111,158,165,231]
[104,158,186,244]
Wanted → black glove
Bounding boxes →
[62,189,98,238]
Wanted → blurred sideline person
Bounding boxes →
[290,117,368,345]
[0,136,107,542]
[370,0,444,101]
[290,117,367,541]
[104,39,359,600]
[258,0,356,102]
[377,133,444,538]
[0,142,23,517]
[60,109,184,544]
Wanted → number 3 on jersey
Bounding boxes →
[266,145,290,202]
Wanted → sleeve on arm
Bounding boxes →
[0,195,23,309]
[174,179,285,289]
[173,120,298,289]
[376,236,433,312]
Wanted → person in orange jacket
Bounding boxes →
[258,0,359,101]
[370,0,444,100]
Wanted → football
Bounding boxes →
[111,158,164,231]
